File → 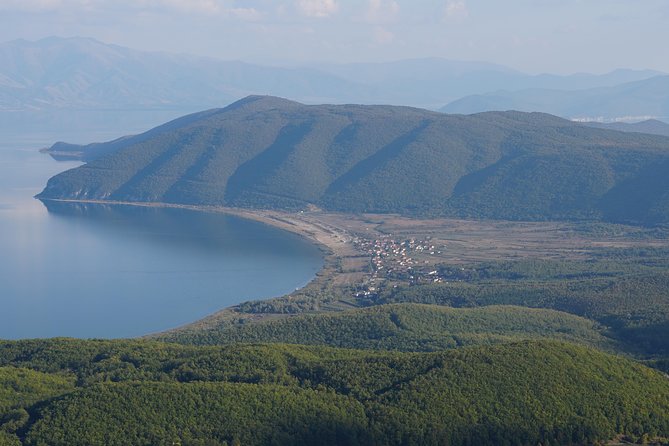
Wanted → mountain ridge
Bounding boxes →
[38,96,669,225]
[0,37,373,110]
[2,36,665,111]
[584,119,669,137]
[441,75,669,123]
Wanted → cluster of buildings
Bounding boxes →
[352,235,447,290]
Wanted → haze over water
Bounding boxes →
[0,112,323,339]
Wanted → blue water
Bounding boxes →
[0,114,323,339]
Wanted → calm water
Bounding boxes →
[0,113,323,339]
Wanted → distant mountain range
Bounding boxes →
[39,96,669,226]
[0,36,664,111]
[310,59,663,109]
[441,76,669,123]
[0,37,372,111]
[583,119,669,137]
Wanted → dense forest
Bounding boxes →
[160,303,615,351]
[38,95,669,225]
[373,251,669,357]
[1,340,669,445]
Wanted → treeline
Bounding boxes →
[1,340,669,445]
[160,304,614,351]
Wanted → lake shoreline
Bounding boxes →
[37,198,351,257]
[39,197,669,340]
[37,198,358,336]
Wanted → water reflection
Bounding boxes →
[0,197,322,339]
[41,200,306,258]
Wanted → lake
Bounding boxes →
[0,111,323,339]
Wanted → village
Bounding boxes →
[351,234,452,299]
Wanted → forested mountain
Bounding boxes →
[440,75,669,123]
[1,340,668,445]
[39,95,669,225]
[43,108,234,162]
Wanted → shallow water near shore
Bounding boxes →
[0,116,323,339]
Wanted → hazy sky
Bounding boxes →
[1,0,667,74]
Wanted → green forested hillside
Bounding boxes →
[45,108,228,162]
[24,382,368,446]
[0,368,74,414]
[1,340,669,445]
[38,95,669,225]
[368,253,669,356]
[0,367,75,446]
[159,303,614,351]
